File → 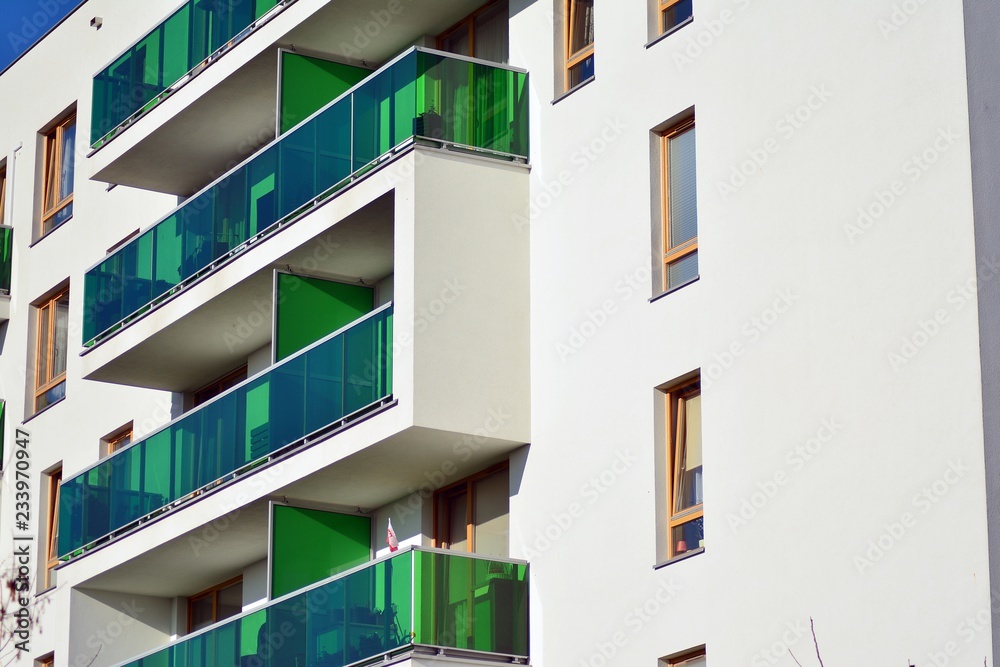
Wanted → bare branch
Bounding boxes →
[810,617,825,667]
[787,649,805,667]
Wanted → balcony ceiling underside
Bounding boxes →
[90,0,493,196]
[74,426,523,598]
[92,50,280,196]
[83,195,393,392]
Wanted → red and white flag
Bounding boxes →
[386,518,399,552]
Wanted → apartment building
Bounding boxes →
[0,0,997,665]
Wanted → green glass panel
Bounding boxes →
[0,226,12,294]
[280,53,369,135]
[91,0,283,147]
[413,550,528,657]
[84,50,527,345]
[271,505,371,598]
[61,308,392,558]
[106,550,525,667]
[275,274,374,361]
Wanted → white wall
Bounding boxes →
[510,0,991,665]
[67,589,173,667]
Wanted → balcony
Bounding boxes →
[90,0,292,152]
[0,225,11,321]
[88,0,523,196]
[60,306,392,560]
[113,547,528,667]
[83,47,528,349]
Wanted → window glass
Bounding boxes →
[45,468,62,589]
[188,595,214,632]
[42,114,76,233]
[662,0,693,33]
[662,120,698,292]
[446,490,469,552]
[473,468,510,558]
[662,377,704,559]
[437,1,509,64]
[188,578,242,633]
[35,289,69,412]
[565,0,595,90]
[436,464,510,557]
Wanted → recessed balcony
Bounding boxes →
[88,0,515,196]
[112,547,528,667]
[60,306,393,560]
[90,0,293,152]
[83,47,529,349]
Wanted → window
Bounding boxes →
[660,118,698,292]
[434,462,510,558]
[0,163,7,226]
[193,365,247,407]
[662,648,706,667]
[564,0,595,90]
[663,376,703,559]
[438,0,509,63]
[41,113,76,234]
[188,576,243,633]
[660,0,693,34]
[101,422,133,457]
[44,467,61,590]
[34,287,69,413]
[37,655,54,667]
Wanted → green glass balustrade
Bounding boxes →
[115,549,528,667]
[0,226,11,294]
[91,0,282,148]
[83,49,529,347]
[59,306,392,559]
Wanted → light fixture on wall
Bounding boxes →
[90,17,103,29]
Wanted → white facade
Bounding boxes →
[0,1,995,666]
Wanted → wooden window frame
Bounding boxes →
[41,113,76,233]
[187,575,243,633]
[666,648,706,666]
[102,422,134,457]
[660,118,697,292]
[563,0,595,91]
[660,0,692,34]
[665,376,702,559]
[34,287,69,413]
[436,0,507,58]
[45,468,62,590]
[433,461,509,552]
[0,164,7,227]
[193,365,248,407]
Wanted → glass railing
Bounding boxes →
[114,548,529,667]
[91,0,286,149]
[59,305,392,559]
[0,226,11,294]
[82,48,529,347]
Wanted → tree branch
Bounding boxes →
[810,617,825,667]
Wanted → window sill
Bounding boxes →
[22,395,66,424]
[649,276,699,303]
[645,16,694,49]
[29,215,74,248]
[552,75,596,105]
[654,547,704,569]
[36,585,56,599]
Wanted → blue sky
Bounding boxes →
[0,0,84,72]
